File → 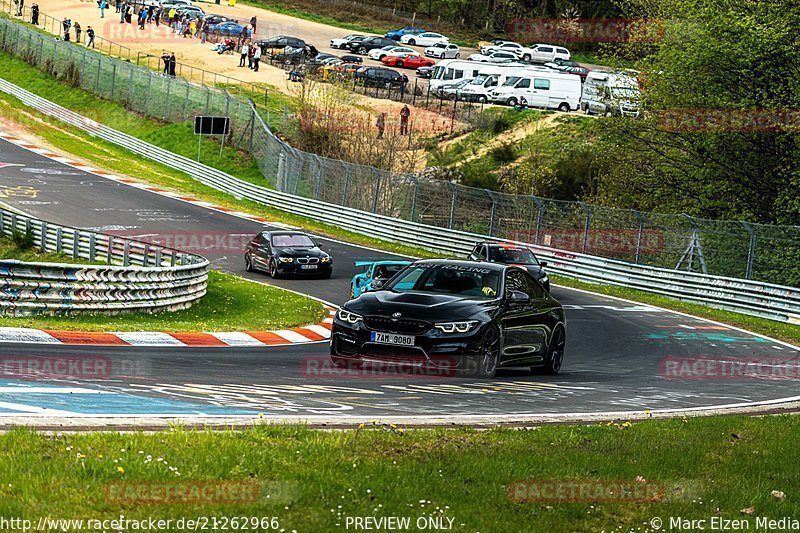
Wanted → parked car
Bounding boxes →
[322,62,362,80]
[346,36,398,54]
[350,260,413,298]
[339,54,363,64]
[524,44,571,63]
[468,242,550,292]
[209,21,249,37]
[435,78,472,100]
[385,27,427,41]
[416,65,434,78]
[489,67,581,111]
[468,51,520,63]
[256,35,306,52]
[330,34,366,49]
[330,259,566,378]
[425,42,460,59]
[368,45,419,61]
[563,65,590,81]
[354,66,406,88]
[176,5,204,16]
[381,53,435,69]
[271,46,306,65]
[476,38,507,50]
[244,231,332,279]
[544,58,581,70]
[480,41,525,55]
[400,32,449,47]
[202,14,235,25]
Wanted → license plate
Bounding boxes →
[370,332,415,346]
[300,264,318,270]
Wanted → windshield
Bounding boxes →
[471,75,488,85]
[386,265,501,299]
[432,65,446,79]
[502,76,520,86]
[271,234,315,247]
[610,86,640,100]
[488,247,539,265]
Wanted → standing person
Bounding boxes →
[399,73,409,99]
[74,21,82,44]
[86,26,95,48]
[376,112,386,138]
[247,42,254,68]
[31,3,39,25]
[249,15,256,35]
[168,52,176,76]
[239,41,248,67]
[13,0,19,17]
[125,3,132,24]
[62,18,71,41]
[252,43,261,71]
[400,104,410,135]
[119,1,126,22]
[115,0,121,13]
[138,8,146,29]
[99,0,107,18]
[18,0,24,17]
[154,4,161,27]
[147,4,154,24]
[160,50,170,74]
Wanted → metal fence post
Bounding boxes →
[577,202,591,253]
[634,210,646,264]
[183,80,190,121]
[533,197,544,245]
[164,76,171,119]
[372,170,382,213]
[95,57,101,93]
[341,163,350,206]
[447,182,457,229]
[276,151,286,191]
[487,190,498,236]
[314,156,323,200]
[741,221,756,280]
[409,176,419,222]
[110,62,117,100]
[145,71,152,115]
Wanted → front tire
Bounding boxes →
[244,253,254,272]
[358,46,367,54]
[477,95,487,104]
[540,326,565,375]
[407,39,416,46]
[269,259,282,278]
[470,327,501,378]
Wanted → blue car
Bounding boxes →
[384,27,426,41]
[209,22,250,36]
[350,260,412,298]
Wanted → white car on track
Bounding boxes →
[330,34,366,49]
[368,45,419,61]
[468,51,521,63]
[400,32,449,47]
[425,42,460,59]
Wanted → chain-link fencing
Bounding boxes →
[1,15,798,287]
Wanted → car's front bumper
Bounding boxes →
[330,318,485,370]
[275,262,333,276]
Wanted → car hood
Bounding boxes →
[274,247,327,258]
[346,291,495,321]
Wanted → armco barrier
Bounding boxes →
[0,79,798,323]
[0,207,209,316]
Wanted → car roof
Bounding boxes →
[262,230,310,237]
[413,258,506,271]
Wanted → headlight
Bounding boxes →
[279,257,294,263]
[434,320,479,334]
[320,256,331,263]
[336,309,363,324]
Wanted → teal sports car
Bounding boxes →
[350,260,412,298]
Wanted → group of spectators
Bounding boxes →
[60,18,96,48]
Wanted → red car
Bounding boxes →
[381,53,435,69]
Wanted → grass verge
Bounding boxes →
[1,416,799,529]
[0,234,325,331]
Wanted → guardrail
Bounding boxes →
[0,207,209,316]
[1,77,798,323]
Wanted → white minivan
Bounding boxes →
[581,70,641,117]
[489,68,581,111]
[428,59,489,90]
[458,65,528,103]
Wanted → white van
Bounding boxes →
[458,65,529,103]
[581,70,641,116]
[489,68,581,111]
[429,59,491,90]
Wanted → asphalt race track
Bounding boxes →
[0,137,799,423]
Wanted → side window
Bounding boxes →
[487,78,497,87]
[252,233,262,245]
[557,48,569,54]
[525,273,546,299]
[505,270,529,296]
[539,46,553,53]
[471,244,484,259]
[534,78,550,90]
[516,78,531,89]
[444,68,454,80]
[454,69,464,78]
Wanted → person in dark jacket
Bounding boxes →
[31,3,39,25]
[74,21,82,44]
[168,52,177,76]
[86,26,95,48]
[161,51,170,74]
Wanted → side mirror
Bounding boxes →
[539,261,548,267]
[508,290,530,304]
